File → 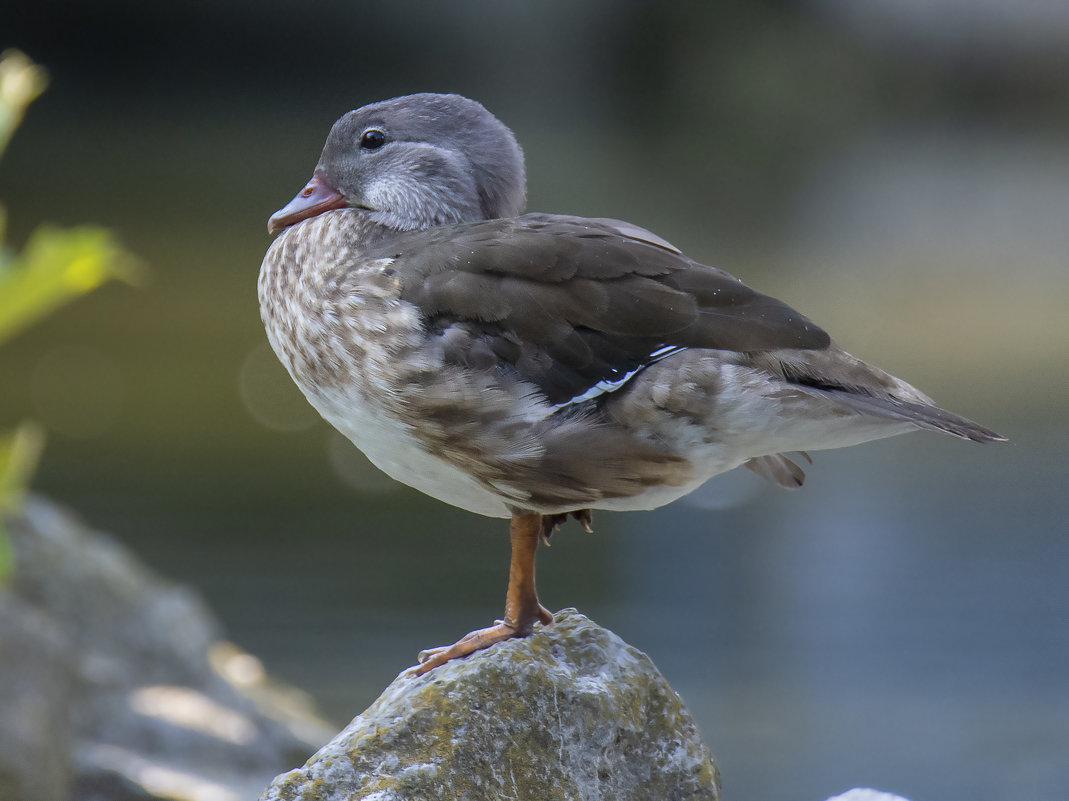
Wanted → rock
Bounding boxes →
[0,593,74,801]
[0,496,335,801]
[260,608,720,801]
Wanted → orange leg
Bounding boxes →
[411,512,553,676]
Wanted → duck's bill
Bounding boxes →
[267,172,347,234]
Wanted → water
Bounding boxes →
[53,425,1062,801]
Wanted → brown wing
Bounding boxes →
[380,213,830,405]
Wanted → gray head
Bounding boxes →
[269,93,526,234]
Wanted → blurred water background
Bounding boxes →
[2,3,1067,800]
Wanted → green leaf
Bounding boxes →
[0,421,45,509]
[0,49,48,160]
[0,421,45,580]
[0,224,141,346]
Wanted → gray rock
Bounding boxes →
[0,496,334,801]
[825,791,911,801]
[260,608,720,801]
[0,593,74,801]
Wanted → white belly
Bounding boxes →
[309,385,515,518]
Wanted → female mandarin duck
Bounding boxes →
[259,93,1002,675]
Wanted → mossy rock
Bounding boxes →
[262,609,719,801]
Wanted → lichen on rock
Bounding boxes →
[261,609,720,801]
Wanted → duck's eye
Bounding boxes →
[360,129,386,150]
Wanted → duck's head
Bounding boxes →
[268,93,526,234]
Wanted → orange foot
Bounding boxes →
[408,512,556,677]
[409,604,554,676]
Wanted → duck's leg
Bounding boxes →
[410,512,552,676]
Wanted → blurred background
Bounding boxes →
[2,2,1067,799]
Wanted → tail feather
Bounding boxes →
[827,392,1006,443]
[758,346,1005,444]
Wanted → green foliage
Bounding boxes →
[0,224,139,345]
[0,50,139,579]
[0,422,45,570]
[0,49,47,160]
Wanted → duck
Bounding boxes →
[258,93,1003,675]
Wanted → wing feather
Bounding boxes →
[382,214,830,404]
